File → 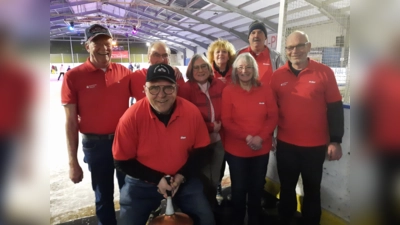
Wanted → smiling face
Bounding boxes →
[285,32,311,68]
[86,35,113,69]
[192,57,211,84]
[236,58,254,83]
[213,48,229,66]
[148,42,170,65]
[145,79,177,114]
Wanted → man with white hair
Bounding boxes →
[270,30,344,225]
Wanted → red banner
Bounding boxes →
[112,51,129,58]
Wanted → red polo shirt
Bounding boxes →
[364,62,400,151]
[238,46,273,85]
[221,84,278,157]
[270,59,342,147]
[61,59,145,134]
[112,97,210,175]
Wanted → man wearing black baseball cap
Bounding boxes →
[237,20,283,85]
[61,23,145,225]
[113,64,215,225]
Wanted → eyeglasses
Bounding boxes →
[151,52,169,59]
[193,64,208,71]
[285,42,309,51]
[145,85,176,95]
[237,66,254,71]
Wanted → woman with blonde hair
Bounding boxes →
[207,38,236,84]
[221,53,278,225]
[179,54,226,212]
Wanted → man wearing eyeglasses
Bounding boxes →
[270,31,344,225]
[112,63,216,225]
[237,20,284,85]
[129,41,185,105]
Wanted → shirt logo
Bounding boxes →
[180,136,186,140]
[259,102,265,105]
[263,63,270,66]
[86,84,97,88]
[280,82,288,86]
[309,80,316,84]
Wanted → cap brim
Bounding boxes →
[147,76,176,84]
[87,33,112,42]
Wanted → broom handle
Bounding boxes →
[164,175,175,215]
[165,175,172,197]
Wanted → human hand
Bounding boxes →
[157,176,173,198]
[170,174,185,197]
[173,67,182,80]
[248,136,263,150]
[246,135,253,143]
[69,162,83,184]
[213,121,221,133]
[327,142,343,161]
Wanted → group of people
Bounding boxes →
[61,21,344,225]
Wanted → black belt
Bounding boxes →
[82,133,115,140]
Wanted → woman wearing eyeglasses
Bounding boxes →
[207,39,236,84]
[221,53,278,225]
[179,54,226,213]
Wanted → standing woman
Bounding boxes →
[179,54,226,211]
[207,38,236,84]
[221,53,278,225]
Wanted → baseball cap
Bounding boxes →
[146,64,176,83]
[84,24,113,42]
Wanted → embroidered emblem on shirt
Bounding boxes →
[86,84,97,88]
[259,102,265,105]
[280,82,288,86]
[263,63,270,66]
[180,136,186,140]
[309,80,316,83]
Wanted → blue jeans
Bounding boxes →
[82,138,126,225]
[119,176,216,225]
[225,152,270,225]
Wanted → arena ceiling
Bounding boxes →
[50,0,350,52]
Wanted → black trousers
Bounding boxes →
[225,152,269,225]
[276,140,326,225]
[376,150,400,225]
[57,72,65,80]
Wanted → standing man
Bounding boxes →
[270,30,344,225]
[134,41,184,84]
[237,20,283,85]
[128,62,134,71]
[113,63,215,225]
[129,40,184,105]
[61,24,145,225]
[57,64,65,81]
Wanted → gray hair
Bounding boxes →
[147,41,171,55]
[231,53,260,87]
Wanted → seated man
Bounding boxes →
[112,63,216,225]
